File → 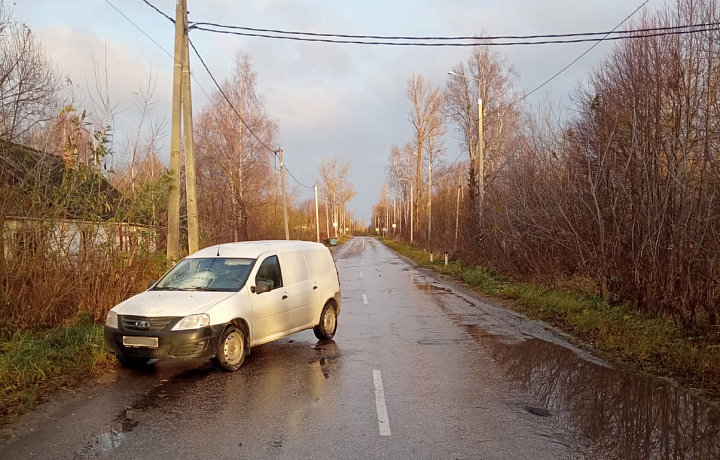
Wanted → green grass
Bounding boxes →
[0,318,115,424]
[384,240,720,398]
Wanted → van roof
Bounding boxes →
[187,240,329,259]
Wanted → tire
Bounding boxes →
[313,303,338,340]
[117,355,151,368]
[213,325,247,372]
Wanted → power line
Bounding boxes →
[188,39,314,190]
[105,0,214,102]
[284,164,314,189]
[512,0,649,105]
[137,1,315,191]
[104,0,176,61]
[188,38,277,155]
[190,23,720,46]
[190,20,716,42]
[141,0,174,23]
[447,150,465,169]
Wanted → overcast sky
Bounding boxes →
[16,0,654,220]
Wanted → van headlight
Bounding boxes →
[172,314,210,331]
[105,311,118,329]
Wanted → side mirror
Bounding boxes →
[147,280,156,289]
[253,281,272,294]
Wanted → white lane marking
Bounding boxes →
[363,294,368,304]
[373,370,391,436]
[360,271,363,277]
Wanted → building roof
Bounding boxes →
[0,139,121,220]
[188,240,328,259]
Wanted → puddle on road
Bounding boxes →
[75,364,216,459]
[75,412,138,459]
[413,275,720,460]
[412,278,453,293]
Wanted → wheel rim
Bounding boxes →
[224,332,244,366]
[323,307,336,334]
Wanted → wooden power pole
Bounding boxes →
[314,184,320,243]
[278,149,290,240]
[181,3,199,254]
[166,0,184,260]
[167,0,199,258]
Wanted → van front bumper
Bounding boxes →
[104,323,225,360]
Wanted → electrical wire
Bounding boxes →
[188,38,276,155]
[115,0,314,191]
[190,20,717,42]
[447,150,466,169]
[512,0,649,105]
[188,39,314,190]
[105,0,213,100]
[141,0,174,23]
[104,0,176,61]
[191,24,720,46]
[284,164,314,189]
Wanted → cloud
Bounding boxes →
[14,0,649,215]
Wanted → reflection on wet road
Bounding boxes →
[1,237,718,459]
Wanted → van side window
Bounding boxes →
[255,256,283,289]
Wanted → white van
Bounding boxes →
[104,241,341,371]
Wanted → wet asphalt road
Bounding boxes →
[1,237,719,460]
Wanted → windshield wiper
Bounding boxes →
[190,287,228,292]
[153,286,184,291]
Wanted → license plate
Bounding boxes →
[123,336,158,348]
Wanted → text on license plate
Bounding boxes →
[123,336,158,348]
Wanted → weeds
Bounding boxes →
[0,318,113,423]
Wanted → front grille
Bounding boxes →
[121,315,176,333]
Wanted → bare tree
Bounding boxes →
[407,74,443,240]
[0,5,60,142]
[317,157,355,237]
[195,52,277,243]
[444,45,520,238]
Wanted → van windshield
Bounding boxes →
[153,258,256,292]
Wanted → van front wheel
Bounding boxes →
[213,326,247,372]
[313,303,337,340]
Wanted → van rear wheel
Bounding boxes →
[213,325,247,372]
[313,303,337,340]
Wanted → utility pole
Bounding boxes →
[410,184,414,242]
[278,149,290,240]
[314,184,320,242]
[393,199,396,229]
[455,177,461,250]
[181,3,198,254]
[478,97,484,215]
[385,197,389,238]
[325,198,330,239]
[166,0,184,260]
[428,150,433,242]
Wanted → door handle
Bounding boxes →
[313,286,318,290]
[282,295,288,300]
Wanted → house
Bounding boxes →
[0,139,156,258]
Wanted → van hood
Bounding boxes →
[113,290,237,317]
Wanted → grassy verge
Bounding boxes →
[0,319,115,425]
[384,240,720,398]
